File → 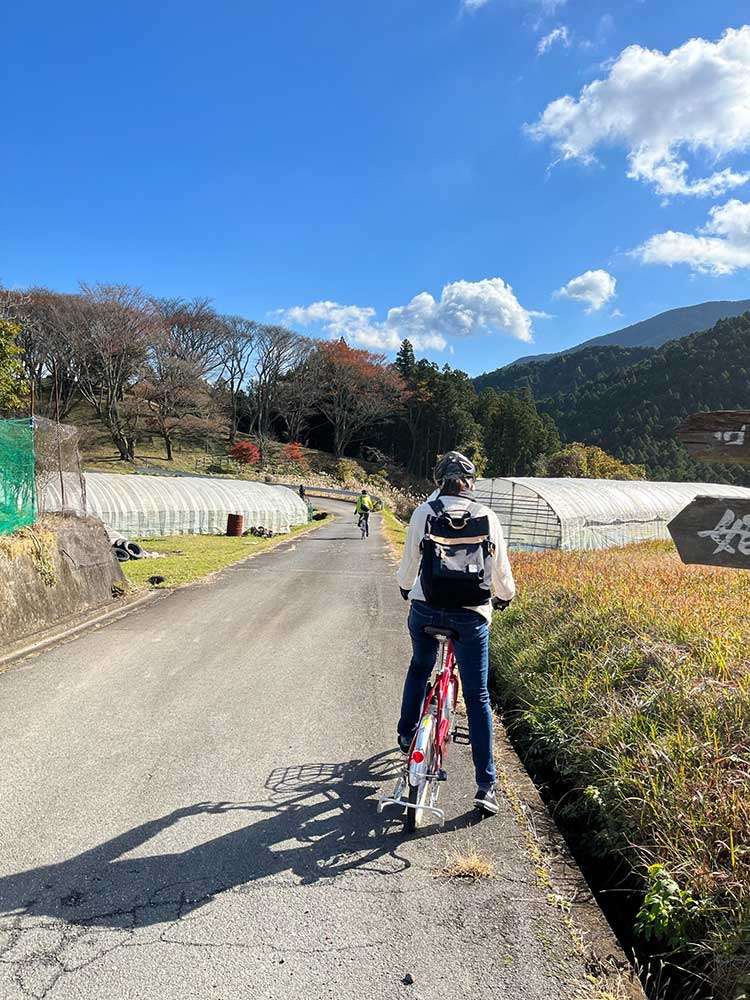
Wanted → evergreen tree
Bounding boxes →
[394,339,416,380]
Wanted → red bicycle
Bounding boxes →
[378,625,462,831]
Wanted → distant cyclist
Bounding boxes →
[395,451,515,816]
[355,489,374,538]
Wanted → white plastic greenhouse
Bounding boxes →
[473,477,750,551]
[45,472,309,538]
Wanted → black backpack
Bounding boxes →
[419,497,494,609]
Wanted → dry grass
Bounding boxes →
[491,541,750,998]
[0,523,57,585]
[380,508,408,558]
[436,845,497,881]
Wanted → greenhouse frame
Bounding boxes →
[473,476,750,551]
[44,472,309,538]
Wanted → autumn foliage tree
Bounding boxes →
[543,443,646,480]
[312,340,404,458]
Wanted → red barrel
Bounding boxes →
[226,513,244,537]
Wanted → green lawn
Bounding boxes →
[122,517,329,589]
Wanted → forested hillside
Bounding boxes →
[482,298,750,371]
[545,313,750,485]
[474,344,654,398]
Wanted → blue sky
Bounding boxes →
[2,1,750,374]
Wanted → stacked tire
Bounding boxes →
[112,540,144,562]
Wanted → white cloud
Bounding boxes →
[538,25,570,55]
[634,197,750,275]
[526,26,750,197]
[280,277,538,353]
[283,301,376,336]
[461,0,490,10]
[554,269,617,312]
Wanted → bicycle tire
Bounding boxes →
[405,782,420,833]
[405,737,435,833]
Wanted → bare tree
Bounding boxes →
[155,298,226,377]
[273,349,320,443]
[71,284,155,461]
[134,340,224,460]
[249,325,306,464]
[217,314,257,444]
[24,290,85,420]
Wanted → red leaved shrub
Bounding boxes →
[229,441,260,465]
[282,441,308,468]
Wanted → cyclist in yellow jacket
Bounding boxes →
[354,489,374,538]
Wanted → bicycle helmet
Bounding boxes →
[433,450,476,486]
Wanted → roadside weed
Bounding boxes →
[436,845,496,881]
[491,542,750,998]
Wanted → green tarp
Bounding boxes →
[0,419,35,535]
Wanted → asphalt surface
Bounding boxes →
[0,503,600,1000]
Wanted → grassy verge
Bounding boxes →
[490,542,750,998]
[380,507,407,556]
[122,517,329,589]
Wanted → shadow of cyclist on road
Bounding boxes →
[0,748,477,935]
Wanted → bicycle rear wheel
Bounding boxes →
[405,743,435,833]
[405,782,420,833]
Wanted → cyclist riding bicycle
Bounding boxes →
[395,450,515,817]
[355,489,374,537]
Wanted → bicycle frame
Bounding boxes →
[378,633,460,828]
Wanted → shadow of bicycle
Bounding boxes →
[0,749,478,934]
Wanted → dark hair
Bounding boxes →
[439,477,473,497]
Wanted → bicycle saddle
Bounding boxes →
[422,625,459,640]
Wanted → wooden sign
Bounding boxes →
[668,496,750,568]
[676,411,750,464]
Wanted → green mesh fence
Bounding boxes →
[0,418,36,535]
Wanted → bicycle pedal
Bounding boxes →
[437,768,448,782]
[452,727,471,745]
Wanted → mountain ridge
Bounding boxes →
[479,299,750,378]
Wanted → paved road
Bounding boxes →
[0,505,600,1000]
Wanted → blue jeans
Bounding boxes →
[398,601,495,790]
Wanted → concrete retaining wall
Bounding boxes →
[0,516,125,648]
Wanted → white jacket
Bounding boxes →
[396,492,516,623]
